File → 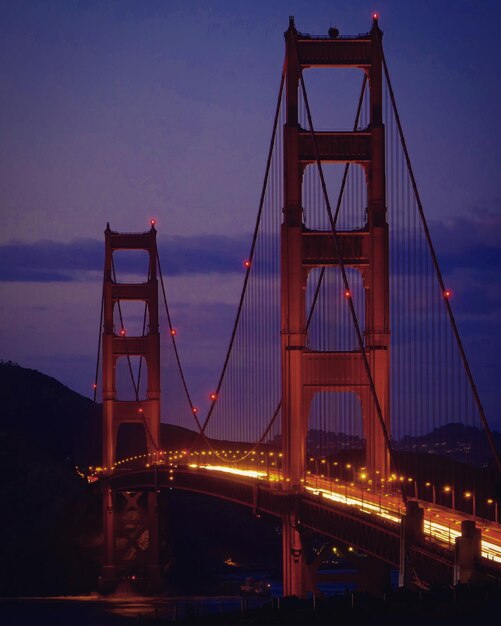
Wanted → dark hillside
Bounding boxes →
[0,361,102,465]
[0,362,282,596]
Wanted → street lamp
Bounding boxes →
[332,460,339,481]
[424,481,436,504]
[443,485,455,510]
[408,477,417,499]
[320,458,327,478]
[345,463,355,482]
[359,471,367,506]
[464,492,476,517]
[487,499,499,523]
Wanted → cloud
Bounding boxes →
[426,211,501,317]
[1,211,499,292]
[158,234,251,276]
[0,267,76,282]
[0,234,252,282]
[429,210,501,273]
[432,209,501,246]
[0,239,103,282]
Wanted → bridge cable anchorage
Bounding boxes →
[379,42,501,476]
[297,59,398,476]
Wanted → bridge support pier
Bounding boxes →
[281,512,305,598]
[99,488,161,592]
[399,500,424,588]
[146,492,162,584]
[101,484,117,584]
[454,520,481,585]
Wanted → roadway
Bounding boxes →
[87,452,501,565]
[185,462,501,564]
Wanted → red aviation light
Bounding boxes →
[150,219,156,226]
[92,383,97,390]
[192,407,198,414]
[344,289,351,298]
[138,407,144,414]
[170,328,177,336]
[444,289,452,299]
[119,328,126,336]
[243,260,251,269]
[209,393,217,401]
[373,13,379,20]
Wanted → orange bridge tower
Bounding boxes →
[100,223,161,590]
[280,16,390,597]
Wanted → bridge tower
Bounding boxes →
[100,224,161,589]
[281,16,390,596]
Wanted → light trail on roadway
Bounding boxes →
[189,462,501,564]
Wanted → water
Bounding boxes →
[0,567,369,624]
[0,594,271,625]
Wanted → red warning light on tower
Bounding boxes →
[150,219,156,227]
[170,328,177,336]
[119,328,126,336]
[344,289,351,298]
[244,260,251,269]
[92,383,97,390]
[444,289,452,299]
[209,392,217,401]
[138,407,144,414]
[373,13,379,20]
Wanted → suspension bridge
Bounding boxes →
[85,16,501,597]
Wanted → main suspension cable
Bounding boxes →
[156,250,204,432]
[192,72,369,464]
[93,274,104,403]
[198,65,286,439]
[380,45,501,475]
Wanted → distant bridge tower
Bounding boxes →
[100,224,161,590]
[281,16,390,597]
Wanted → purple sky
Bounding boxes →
[1,1,500,430]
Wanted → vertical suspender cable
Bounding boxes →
[380,47,501,475]
[198,67,286,439]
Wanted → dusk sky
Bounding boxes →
[1,1,500,430]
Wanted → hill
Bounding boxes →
[0,362,282,596]
[0,360,102,465]
[0,361,209,466]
